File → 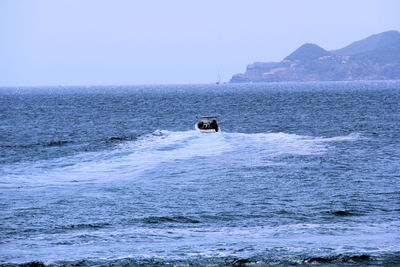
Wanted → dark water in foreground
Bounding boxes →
[0,81,399,266]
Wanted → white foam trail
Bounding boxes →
[314,132,360,142]
[223,132,357,157]
[1,131,360,185]
[1,130,231,185]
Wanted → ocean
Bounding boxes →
[0,81,399,266]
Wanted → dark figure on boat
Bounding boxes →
[210,120,219,132]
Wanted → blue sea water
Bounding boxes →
[0,81,399,266]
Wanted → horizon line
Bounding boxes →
[1,79,400,89]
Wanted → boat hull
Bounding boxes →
[195,124,220,133]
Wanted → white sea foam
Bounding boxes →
[32,220,398,260]
[1,131,360,185]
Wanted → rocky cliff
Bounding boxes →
[230,31,400,83]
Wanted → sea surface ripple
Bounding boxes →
[0,81,399,266]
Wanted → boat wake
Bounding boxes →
[1,130,360,186]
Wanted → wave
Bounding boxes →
[104,135,137,144]
[1,220,399,266]
[2,135,138,150]
[57,222,111,230]
[2,252,399,267]
[2,140,72,149]
[141,216,201,224]
[302,254,371,264]
[328,210,359,217]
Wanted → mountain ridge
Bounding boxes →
[230,30,400,83]
[331,30,400,56]
[284,43,332,61]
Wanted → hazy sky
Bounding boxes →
[0,0,399,86]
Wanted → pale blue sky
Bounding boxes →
[0,0,399,86]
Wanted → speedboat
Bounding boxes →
[195,116,220,133]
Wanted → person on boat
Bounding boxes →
[210,120,218,132]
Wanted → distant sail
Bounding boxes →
[216,74,221,85]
